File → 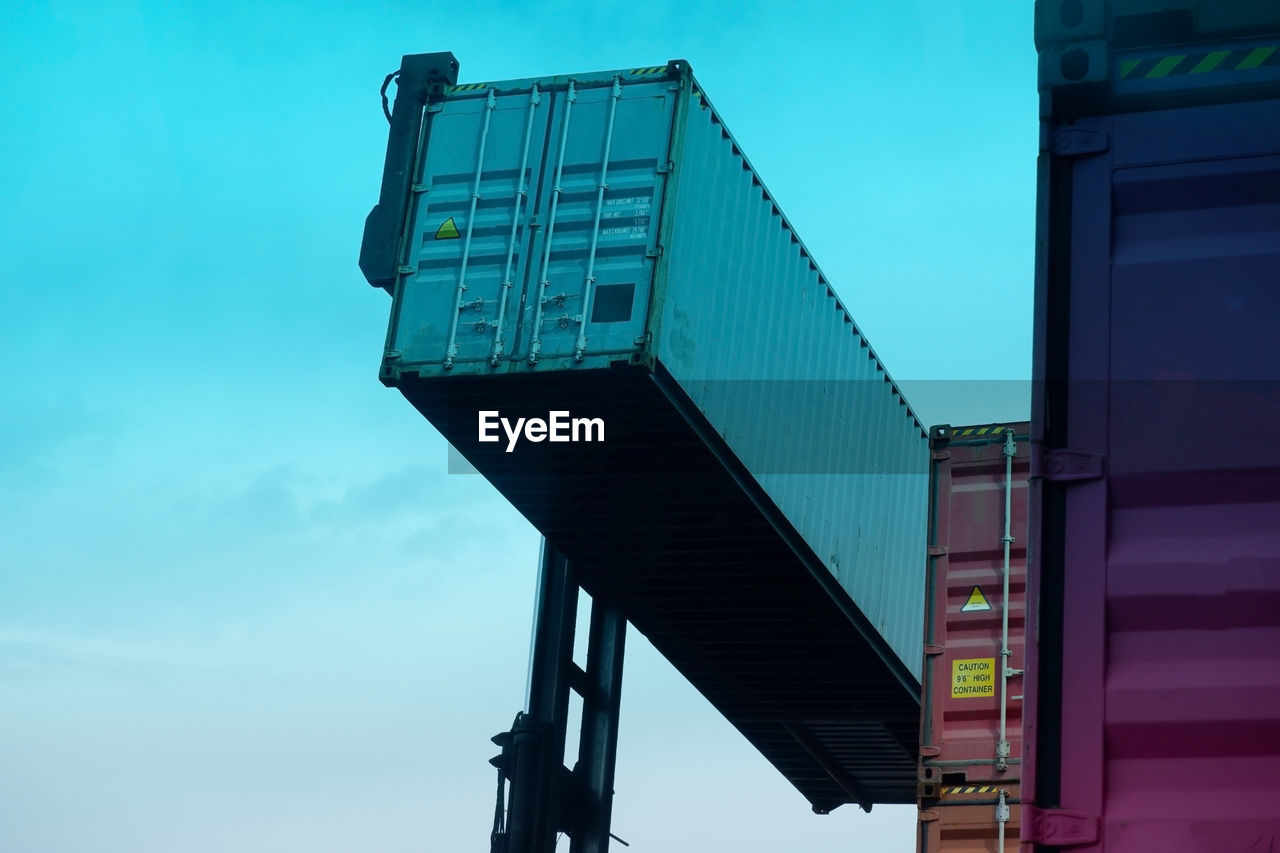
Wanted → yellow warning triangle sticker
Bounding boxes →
[961,586,991,612]
[435,216,460,239]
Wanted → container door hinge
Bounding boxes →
[1032,447,1104,483]
[1025,806,1101,848]
[426,102,445,113]
[656,160,674,174]
[927,545,947,557]
[924,645,945,656]
[646,245,664,259]
[397,265,416,275]
[919,809,939,823]
[1049,127,1108,157]
[919,745,942,757]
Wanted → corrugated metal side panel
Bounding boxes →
[919,785,1021,853]
[656,79,929,680]
[920,424,1028,794]
[1026,92,1280,852]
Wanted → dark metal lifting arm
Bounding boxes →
[359,51,458,292]
[490,541,628,853]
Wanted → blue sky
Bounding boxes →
[0,1,1035,850]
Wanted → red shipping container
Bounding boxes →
[918,423,1029,853]
[919,423,1029,796]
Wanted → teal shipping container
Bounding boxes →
[360,53,929,809]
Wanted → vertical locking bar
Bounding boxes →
[996,788,1010,852]
[444,89,497,369]
[573,77,622,362]
[491,84,541,366]
[998,428,1018,771]
[529,81,577,366]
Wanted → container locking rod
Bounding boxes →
[529,81,577,365]
[574,77,623,362]
[444,89,497,369]
[491,84,541,366]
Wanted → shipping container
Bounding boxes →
[916,423,1028,853]
[1026,3,1280,851]
[360,54,929,810]
[919,423,1029,793]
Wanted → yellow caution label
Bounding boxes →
[952,658,995,698]
[961,586,991,612]
[435,217,460,240]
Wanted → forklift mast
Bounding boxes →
[489,541,627,853]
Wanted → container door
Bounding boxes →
[515,79,676,365]
[1032,96,1280,853]
[392,85,550,368]
[921,426,1028,791]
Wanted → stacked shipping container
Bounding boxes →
[919,423,1030,853]
[360,4,1280,839]
[1027,3,1280,851]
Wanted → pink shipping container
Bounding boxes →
[1026,3,1280,852]
[920,423,1029,791]
[918,423,1029,853]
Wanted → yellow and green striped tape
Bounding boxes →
[1120,45,1277,80]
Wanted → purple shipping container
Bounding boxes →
[1025,4,1280,853]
